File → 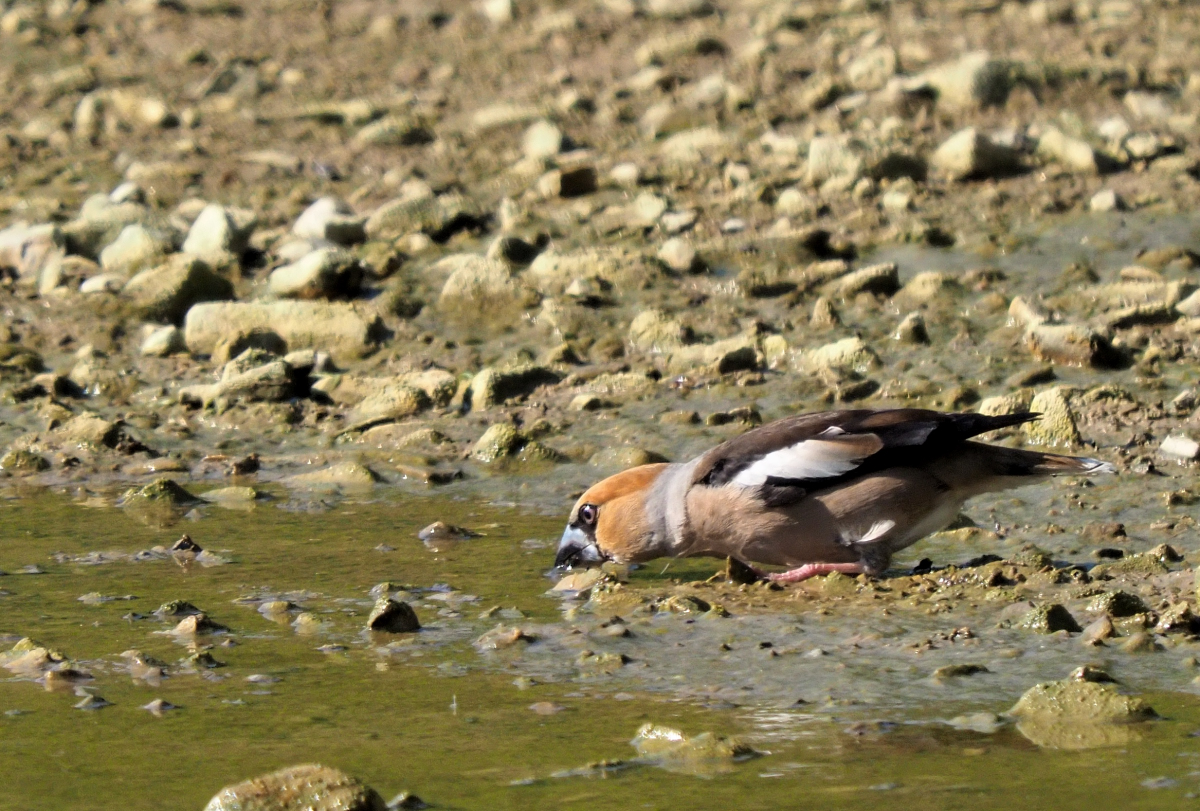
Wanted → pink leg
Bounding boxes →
[768,562,865,583]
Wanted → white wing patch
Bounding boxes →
[852,519,896,545]
[730,436,878,488]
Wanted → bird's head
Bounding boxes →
[554,464,669,569]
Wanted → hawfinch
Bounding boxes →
[555,409,1113,582]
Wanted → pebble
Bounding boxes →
[203,764,386,811]
[1159,435,1200,461]
[522,120,565,160]
[931,128,1022,181]
[1089,189,1122,212]
[366,598,421,633]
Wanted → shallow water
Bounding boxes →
[3,489,1200,810]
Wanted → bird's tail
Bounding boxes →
[930,442,1115,498]
[969,442,1116,477]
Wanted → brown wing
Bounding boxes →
[691,409,1039,497]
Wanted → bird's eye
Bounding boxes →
[578,504,598,525]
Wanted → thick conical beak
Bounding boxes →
[554,525,604,569]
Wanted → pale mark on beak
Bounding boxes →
[554,525,606,569]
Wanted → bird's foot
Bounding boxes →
[768,562,865,583]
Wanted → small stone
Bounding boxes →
[775,187,817,218]
[894,312,929,344]
[845,45,897,91]
[569,394,604,411]
[74,694,111,711]
[437,255,532,313]
[1089,189,1122,212]
[184,301,383,363]
[203,764,387,811]
[806,135,863,188]
[657,237,698,273]
[932,663,989,679]
[99,224,171,276]
[931,127,1023,181]
[1024,388,1082,447]
[1120,631,1161,653]
[924,51,1014,109]
[0,449,49,474]
[353,115,432,147]
[171,613,227,635]
[468,365,561,410]
[471,423,523,463]
[805,337,880,375]
[142,698,179,716]
[1037,128,1098,174]
[269,249,363,300]
[474,624,534,650]
[122,477,200,507]
[881,188,912,212]
[1087,591,1148,617]
[288,462,380,488]
[1024,323,1120,368]
[140,325,187,357]
[1017,603,1082,633]
[182,203,255,256]
[1008,679,1156,748]
[537,166,597,198]
[292,197,364,245]
[124,255,234,322]
[598,164,639,192]
[1080,615,1116,644]
[522,120,564,160]
[366,598,420,633]
[1160,435,1200,461]
[827,263,899,298]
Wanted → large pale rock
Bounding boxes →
[1008,679,1156,750]
[99,224,172,276]
[0,223,62,281]
[806,135,863,188]
[63,195,148,258]
[203,764,387,811]
[469,365,562,410]
[522,119,565,159]
[824,263,899,298]
[287,462,380,488]
[268,248,363,300]
[924,51,1014,109]
[932,127,1023,180]
[527,247,656,295]
[437,254,533,310]
[845,45,897,91]
[184,301,383,361]
[629,309,690,352]
[664,333,761,374]
[805,337,880,375]
[345,384,431,429]
[181,203,256,256]
[313,370,457,407]
[364,193,472,241]
[179,357,301,408]
[292,197,365,245]
[124,255,234,322]
[140,325,187,357]
[1025,387,1082,447]
[1037,128,1098,174]
[1024,323,1120,368]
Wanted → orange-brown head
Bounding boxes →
[554,464,669,568]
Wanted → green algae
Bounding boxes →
[3,492,1200,811]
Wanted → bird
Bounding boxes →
[554,408,1114,582]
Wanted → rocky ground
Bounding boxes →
[1,0,1200,503]
[7,2,1200,804]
